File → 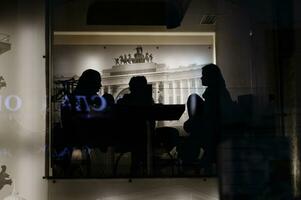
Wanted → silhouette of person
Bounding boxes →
[61,69,109,152]
[200,63,234,174]
[118,76,153,106]
[102,92,115,109]
[117,76,153,175]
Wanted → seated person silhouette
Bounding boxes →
[200,63,234,175]
[61,69,110,155]
[179,64,234,175]
[117,76,153,106]
[116,76,153,175]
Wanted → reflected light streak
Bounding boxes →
[292,129,301,197]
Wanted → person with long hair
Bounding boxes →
[61,69,110,153]
[180,64,235,175]
[200,63,234,174]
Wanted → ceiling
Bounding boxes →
[52,0,216,32]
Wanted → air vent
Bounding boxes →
[200,15,217,25]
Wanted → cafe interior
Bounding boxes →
[0,0,300,199]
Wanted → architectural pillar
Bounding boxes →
[163,82,169,104]
[172,81,177,104]
[187,79,192,96]
[108,85,112,94]
[155,82,159,103]
[180,80,184,104]
[194,78,199,94]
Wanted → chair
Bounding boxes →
[153,126,180,176]
[112,146,132,178]
[112,128,144,179]
[54,124,94,177]
[112,119,149,179]
[58,97,112,177]
[52,124,94,177]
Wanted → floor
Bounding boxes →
[53,147,211,178]
[48,178,219,200]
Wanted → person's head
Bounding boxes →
[187,93,204,118]
[129,76,148,94]
[75,69,102,95]
[201,64,225,87]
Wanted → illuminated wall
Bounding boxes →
[0,0,47,199]
[53,45,213,77]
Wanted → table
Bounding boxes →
[116,104,185,176]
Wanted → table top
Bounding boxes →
[113,104,185,121]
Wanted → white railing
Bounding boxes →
[0,33,9,43]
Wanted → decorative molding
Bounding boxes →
[54,31,215,36]
[53,32,215,45]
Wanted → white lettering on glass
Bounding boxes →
[0,95,22,112]
[91,95,107,112]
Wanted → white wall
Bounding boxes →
[215,0,254,98]
[0,0,47,199]
[216,0,277,104]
